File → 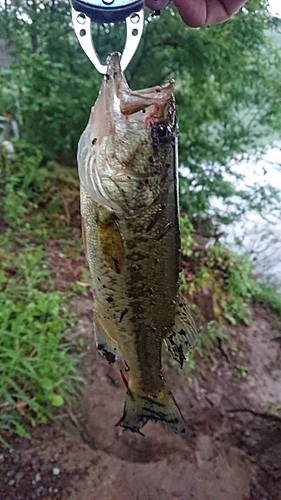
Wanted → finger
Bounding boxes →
[172,0,247,27]
[145,0,172,11]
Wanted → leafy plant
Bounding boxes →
[252,282,281,318]
[184,321,226,371]
[206,244,256,325]
[182,242,258,326]
[180,214,194,255]
[0,239,84,442]
[3,150,43,225]
[235,364,248,378]
[1,149,80,240]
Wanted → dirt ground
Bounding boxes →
[1,282,281,500]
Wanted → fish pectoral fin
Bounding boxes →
[118,384,186,434]
[97,214,124,274]
[94,313,118,363]
[165,292,198,367]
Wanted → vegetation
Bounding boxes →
[0,244,83,441]
[0,149,83,442]
[2,145,80,239]
[253,282,281,318]
[179,216,281,368]
[1,1,281,230]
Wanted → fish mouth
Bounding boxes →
[104,52,176,128]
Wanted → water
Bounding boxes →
[180,145,281,288]
[220,146,281,287]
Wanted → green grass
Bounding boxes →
[184,320,227,371]
[252,282,281,318]
[181,243,258,326]
[180,240,281,371]
[0,237,84,443]
[0,151,84,443]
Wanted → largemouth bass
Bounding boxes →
[78,52,197,434]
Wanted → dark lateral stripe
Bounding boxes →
[119,308,129,323]
[113,257,121,274]
[145,204,166,232]
[155,221,173,241]
[140,408,179,424]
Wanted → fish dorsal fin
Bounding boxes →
[165,292,198,367]
[94,313,118,363]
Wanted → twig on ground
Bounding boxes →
[218,339,232,363]
[66,407,92,445]
[226,407,281,423]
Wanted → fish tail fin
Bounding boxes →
[118,384,186,434]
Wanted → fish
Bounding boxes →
[77,52,198,435]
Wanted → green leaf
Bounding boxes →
[48,394,64,407]
[41,378,54,391]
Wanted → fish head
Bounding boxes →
[78,52,177,215]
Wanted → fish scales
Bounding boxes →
[78,52,198,434]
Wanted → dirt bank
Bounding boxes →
[1,295,281,500]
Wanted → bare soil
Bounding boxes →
[1,256,281,500]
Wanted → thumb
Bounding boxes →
[145,0,172,11]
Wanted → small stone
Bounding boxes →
[195,434,214,466]
[206,392,222,407]
[52,467,60,476]
[0,455,4,462]
[8,479,15,486]
[15,471,24,480]
[34,473,41,482]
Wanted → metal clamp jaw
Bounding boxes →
[71,0,144,74]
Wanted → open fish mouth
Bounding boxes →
[105,51,176,126]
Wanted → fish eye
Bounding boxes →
[151,122,173,146]
[156,124,167,138]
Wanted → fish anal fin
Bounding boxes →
[94,313,118,363]
[97,214,124,274]
[166,292,198,364]
[119,384,186,434]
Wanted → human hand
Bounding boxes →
[145,0,247,27]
